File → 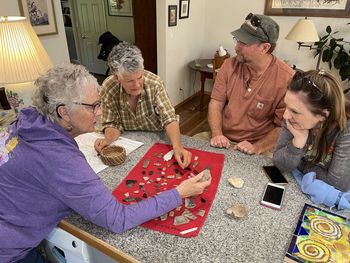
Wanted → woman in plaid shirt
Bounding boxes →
[95,42,191,169]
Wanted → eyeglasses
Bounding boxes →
[73,101,101,114]
[245,13,270,43]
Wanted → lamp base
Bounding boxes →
[4,82,36,113]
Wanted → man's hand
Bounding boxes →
[176,173,211,198]
[173,147,192,169]
[210,135,230,148]
[94,138,112,153]
[233,140,258,155]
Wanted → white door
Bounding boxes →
[74,0,107,74]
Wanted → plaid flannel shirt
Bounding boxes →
[100,70,179,132]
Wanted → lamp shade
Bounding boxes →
[0,16,53,84]
[285,18,319,43]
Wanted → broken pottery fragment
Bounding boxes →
[142,158,150,168]
[182,209,197,220]
[197,209,205,217]
[185,198,196,209]
[174,215,190,225]
[228,177,244,188]
[126,179,137,188]
[123,197,135,202]
[160,213,168,221]
[198,169,211,182]
[226,204,247,219]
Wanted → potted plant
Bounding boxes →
[314,22,350,82]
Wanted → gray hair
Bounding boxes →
[32,63,100,122]
[107,42,144,76]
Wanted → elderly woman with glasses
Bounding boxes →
[0,64,210,263]
[273,70,350,192]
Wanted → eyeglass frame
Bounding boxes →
[245,13,270,43]
[73,101,101,114]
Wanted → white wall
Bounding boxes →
[0,0,70,66]
[157,0,206,105]
[157,0,350,105]
[203,0,350,72]
[106,16,135,43]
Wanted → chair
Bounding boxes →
[212,51,230,83]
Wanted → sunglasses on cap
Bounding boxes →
[245,13,270,43]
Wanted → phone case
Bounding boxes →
[260,183,286,210]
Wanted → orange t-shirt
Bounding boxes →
[211,56,295,143]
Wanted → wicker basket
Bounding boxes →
[100,145,126,166]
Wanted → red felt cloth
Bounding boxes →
[112,143,224,237]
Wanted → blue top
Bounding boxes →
[0,107,181,263]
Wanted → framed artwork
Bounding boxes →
[168,5,177,27]
[18,0,57,36]
[179,0,190,19]
[264,0,350,18]
[107,0,133,17]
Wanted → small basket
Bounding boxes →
[100,145,126,166]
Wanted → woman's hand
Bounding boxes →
[285,119,309,149]
[94,138,111,153]
[176,173,211,198]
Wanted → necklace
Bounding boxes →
[244,55,272,93]
[245,80,252,92]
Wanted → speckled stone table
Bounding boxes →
[65,131,311,263]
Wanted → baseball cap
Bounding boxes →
[230,13,279,44]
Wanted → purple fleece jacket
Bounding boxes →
[0,107,181,263]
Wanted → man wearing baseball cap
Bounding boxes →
[206,13,295,155]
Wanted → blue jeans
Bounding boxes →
[15,248,51,263]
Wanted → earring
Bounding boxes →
[66,125,73,132]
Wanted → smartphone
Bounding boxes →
[262,165,288,184]
[260,183,286,210]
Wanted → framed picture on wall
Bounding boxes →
[179,0,190,19]
[264,0,350,17]
[107,0,133,17]
[18,0,57,36]
[168,5,177,27]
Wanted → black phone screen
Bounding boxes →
[263,184,284,205]
[263,166,288,184]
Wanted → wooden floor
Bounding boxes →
[93,73,210,137]
[175,93,210,136]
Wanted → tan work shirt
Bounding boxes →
[211,56,294,143]
[100,70,179,132]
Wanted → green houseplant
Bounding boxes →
[314,22,350,81]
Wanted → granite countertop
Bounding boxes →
[66,131,310,263]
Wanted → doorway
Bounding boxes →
[60,0,157,75]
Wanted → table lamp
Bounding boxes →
[0,16,53,112]
[285,17,321,69]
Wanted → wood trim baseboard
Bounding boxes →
[58,220,140,263]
